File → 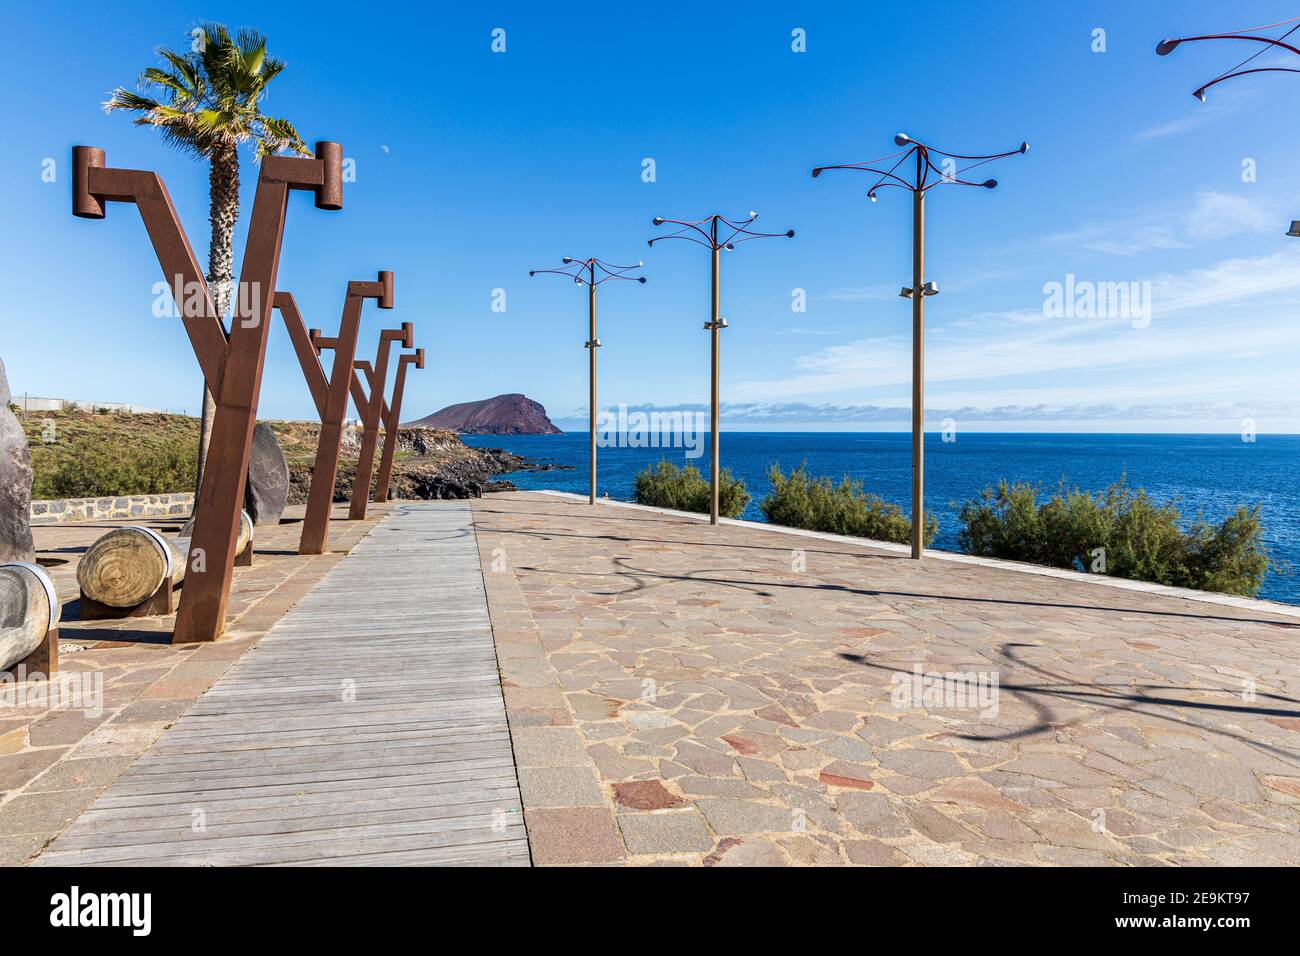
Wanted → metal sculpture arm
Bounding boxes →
[529,257,647,286]
[812,134,1026,199]
[1156,15,1300,100]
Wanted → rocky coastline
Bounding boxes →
[280,424,560,503]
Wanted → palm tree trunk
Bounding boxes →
[196,144,240,494]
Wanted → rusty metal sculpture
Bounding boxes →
[372,348,425,504]
[349,323,413,519]
[274,272,394,554]
[73,141,343,642]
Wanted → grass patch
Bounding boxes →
[21,410,198,498]
[760,462,937,546]
[633,460,750,518]
[957,478,1270,597]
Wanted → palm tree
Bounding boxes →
[106,23,307,492]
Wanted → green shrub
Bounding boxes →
[634,460,750,518]
[759,462,937,546]
[31,434,198,499]
[957,478,1269,597]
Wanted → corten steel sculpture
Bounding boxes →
[1157,15,1300,235]
[529,257,646,504]
[648,215,793,524]
[372,347,426,504]
[812,134,1027,559]
[72,141,343,643]
[274,271,394,554]
[349,323,413,519]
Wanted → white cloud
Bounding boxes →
[731,248,1300,405]
[1044,188,1279,256]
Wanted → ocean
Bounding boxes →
[461,432,1300,605]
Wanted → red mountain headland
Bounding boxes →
[407,394,562,435]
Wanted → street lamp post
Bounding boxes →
[1157,16,1300,233]
[529,257,645,505]
[813,133,1027,559]
[648,214,794,524]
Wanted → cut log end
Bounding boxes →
[77,527,174,608]
[0,564,59,671]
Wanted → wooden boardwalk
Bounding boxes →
[36,502,529,866]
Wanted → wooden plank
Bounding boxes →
[34,502,529,867]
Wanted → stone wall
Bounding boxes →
[30,492,193,525]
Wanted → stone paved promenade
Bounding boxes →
[473,492,1300,866]
[10,490,1300,867]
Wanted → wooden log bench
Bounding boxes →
[0,562,61,681]
[78,513,252,620]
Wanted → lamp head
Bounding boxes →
[893,133,912,146]
[1287,220,1300,238]
[637,276,647,283]
[922,281,939,296]
[1193,88,1207,103]
[652,216,665,225]
[982,179,998,189]
[1019,141,1029,154]
[1155,38,1181,56]
[811,166,823,178]
[785,229,795,238]
[899,287,913,299]
[561,257,574,264]
[868,190,878,203]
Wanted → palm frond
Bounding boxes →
[139,66,198,104]
[239,32,268,76]
[254,115,309,158]
[259,57,286,89]
[104,88,162,114]
[110,21,301,160]
[156,50,206,100]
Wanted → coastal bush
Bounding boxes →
[33,435,199,499]
[760,463,938,546]
[23,411,200,500]
[634,460,750,517]
[957,478,1269,597]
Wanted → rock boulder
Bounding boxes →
[244,423,289,526]
[0,360,35,564]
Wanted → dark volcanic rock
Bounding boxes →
[0,360,35,563]
[407,393,563,435]
[244,423,289,526]
[287,439,530,505]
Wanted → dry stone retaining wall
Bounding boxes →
[30,492,193,525]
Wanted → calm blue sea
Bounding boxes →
[462,432,1300,605]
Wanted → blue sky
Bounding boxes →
[4,1,1300,432]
